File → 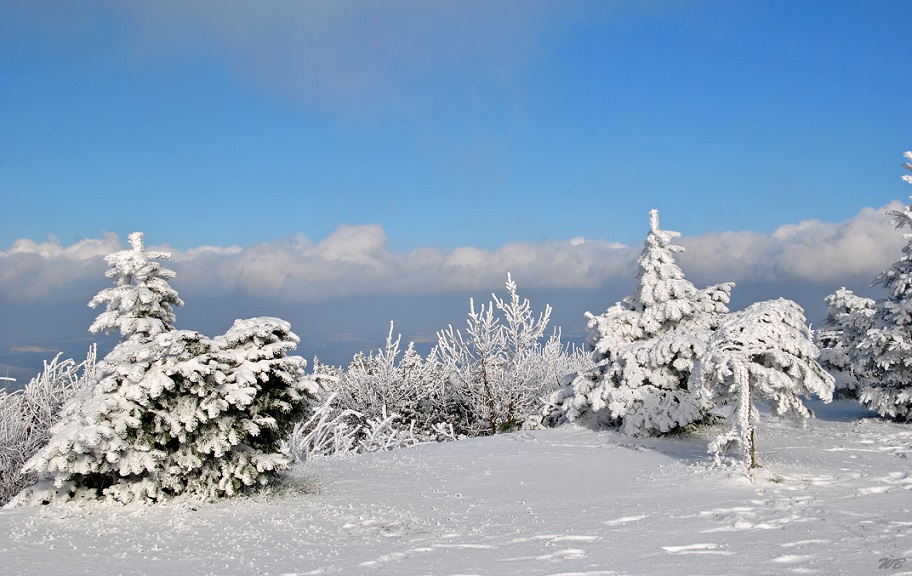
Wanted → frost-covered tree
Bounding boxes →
[694,299,834,469]
[543,210,733,436]
[88,231,183,342]
[821,153,912,420]
[13,234,318,505]
[0,347,96,505]
[330,322,467,440]
[20,321,318,505]
[436,274,579,435]
[814,288,875,399]
[857,198,912,416]
[288,304,587,458]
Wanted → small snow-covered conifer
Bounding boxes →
[14,234,318,505]
[543,210,733,436]
[694,299,834,469]
[815,288,875,398]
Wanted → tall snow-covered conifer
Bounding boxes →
[855,153,912,419]
[543,210,733,436]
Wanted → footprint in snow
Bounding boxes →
[771,554,817,564]
[509,534,599,544]
[662,543,733,555]
[602,514,648,526]
[697,498,816,532]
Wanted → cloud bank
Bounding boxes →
[1,202,905,307]
[677,202,906,287]
[2,202,907,384]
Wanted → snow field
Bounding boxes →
[1,400,910,575]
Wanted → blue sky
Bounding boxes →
[1,1,911,382]
[2,0,909,251]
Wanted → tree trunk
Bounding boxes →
[747,379,758,469]
[749,427,757,469]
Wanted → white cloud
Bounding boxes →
[5,233,120,261]
[315,224,389,266]
[0,235,116,302]
[3,202,909,374]
[677,202,905,287]
[0,203,905,322]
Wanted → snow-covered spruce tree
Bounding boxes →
[14,234,318,504]
[839,154,912,419]
[814,288,875,399]
[0,347,96,505]
[543,210,733,436]
[436,274,574,435]
[167,317,319,497]
[693,299,834,469]
[857,194,912,417]
[819,153,912,420]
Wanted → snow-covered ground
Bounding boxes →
[1,400,910,576]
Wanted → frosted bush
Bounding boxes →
[436,274,587,435]
[0,347,96,505]
[282,392,425,462]
[294,277,587,454]
[334,323,469,439]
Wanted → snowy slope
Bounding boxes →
[1,400,910,576]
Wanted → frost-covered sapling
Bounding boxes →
[436,274,575,435]
[693,299,834,469]
[543,210,733,436]
[14,233,318,504]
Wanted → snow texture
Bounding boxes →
[1,400,909,575]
